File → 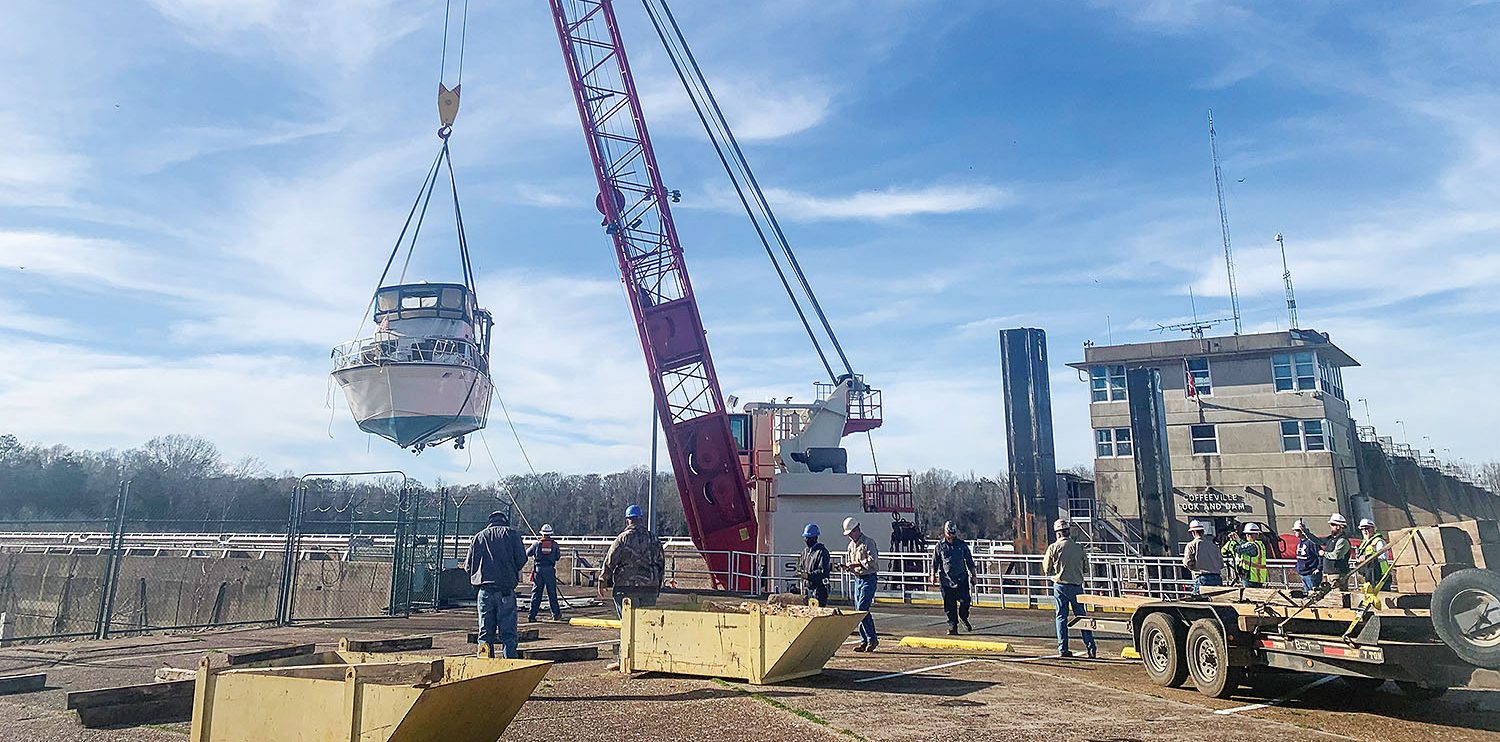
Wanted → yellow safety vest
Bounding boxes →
[1239,539,1268,584]
[1358,532,1392,582]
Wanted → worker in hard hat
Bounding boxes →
[1218,521,1245,585]
[1320,513,1353,590]
[1228,523,1269,588]
[1292,519,1324,595]
[1355,518,1393,597]
[526,523,563,623]
[466,510,527,658]
[931,521,978,634]
[840,516,881,652]
[796,523,832,606]
[1182,520,1223,594]
[601,504,665,619]
[1042,518,1097,658]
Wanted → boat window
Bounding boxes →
[401,293,439,309]
[376,290,400,313]
[441,287,465,308]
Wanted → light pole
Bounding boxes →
[1395,420,1407,446]
[1356,398,1371,426]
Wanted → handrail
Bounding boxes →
[331,334,486,372]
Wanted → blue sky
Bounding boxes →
[2,0,1498,484]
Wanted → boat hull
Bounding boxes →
[333,363,493,449]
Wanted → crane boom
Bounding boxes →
[548,0,756,588]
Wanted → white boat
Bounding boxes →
[332,283,494,451]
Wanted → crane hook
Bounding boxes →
[438,82,462,135]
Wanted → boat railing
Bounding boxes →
[331,335,487,372]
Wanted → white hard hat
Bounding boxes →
[1053,518,1071,532]
[842,517,860,535]
[1358,518,1376,529]
[1243,523,1261,534]
[540,524,554,536]
[1328,513,1347,526]
[1293,519,1307,531]
[1188,520,1206,532]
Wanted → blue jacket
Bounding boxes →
[1294,534,1323,576]
[528,537,562,575]
[466,523,526,591]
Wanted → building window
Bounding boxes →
[1094,427,1133,457]
[1186,357,1212,397]
[1090,365,1127,402]
[1280,420,1328,452]
[1317,357,1345,400]
[1190,424,1219,455]
[1272,352,1316,392]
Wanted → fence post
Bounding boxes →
[276,484,302,625]
[95,480,130,640]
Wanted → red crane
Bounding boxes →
[547,0,756,588]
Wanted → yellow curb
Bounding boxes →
[1121,647,1141,659]
[898,636,1013,652]
[569,618,621,629]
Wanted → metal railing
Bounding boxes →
[330,335,486,372]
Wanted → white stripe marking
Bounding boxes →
[998,654,1063,662]
[1213,675,1337,715]
[854,658,976,683]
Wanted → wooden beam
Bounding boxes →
[519,645,599,662]
[226,643,317,666]
[467,628,539,644]
[0,673,45,695]
[67,679,194,729]
[338,635,434,653]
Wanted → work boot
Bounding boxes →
[962,619,973,632]
[852,643,869,653]
[867,640,879,652]
[1086,645,1098,659]
[947,624,958,636]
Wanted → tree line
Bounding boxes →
[0,433,1017,539]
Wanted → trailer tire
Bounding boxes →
[1185,618,1242,699]
[1139,612,1188,688]
[1395,680,1448,700]
[1430,568,1500,670]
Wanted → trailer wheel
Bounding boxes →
[1395,680,1448,700]
[1186,618,1242,699]
[1139,612,1188,688]
[1431,568,1500,670]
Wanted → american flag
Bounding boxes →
[1184,359,1198,398]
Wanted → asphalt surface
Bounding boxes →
[0,597,1496,741]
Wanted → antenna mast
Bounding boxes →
[1276,233,1299,330]
[1208,110,1242,335]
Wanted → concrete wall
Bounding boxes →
[0,553,393,640]
[1358,440,1500,531]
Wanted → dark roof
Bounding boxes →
[1067,329,1359,369]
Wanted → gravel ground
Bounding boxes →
[0,600,1496,741]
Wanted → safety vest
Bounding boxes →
[1358,532,1392,582]
[1238,539,1268,584]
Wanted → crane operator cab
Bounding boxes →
[331,283,494,452]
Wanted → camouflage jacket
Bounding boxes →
[602,525,665,589]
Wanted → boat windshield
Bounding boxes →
[374,284,473,322]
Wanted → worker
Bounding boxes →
[600,504,665,618]
[526,523,563,623]
[841,516,880,652]
[1219,525,1245,585]
[796,523,832,606]
[465,510,526,658]
[1320,513,1353,590]
[1181,520,1223,594]
[1292,519,1324,595]
[1042,518,1097,658]
[1229,523,1269,588]
[1356,518,1392,592]
[930,521,978,634]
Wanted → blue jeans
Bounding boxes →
[529,571,562,621]
[1053,583,1096,655]
[1193,573,1223,594]
[612,588,658,618]
[1301,574,1321,594]
[853,574,878,645]
[477,587,519,658]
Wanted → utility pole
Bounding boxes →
[1208,110,1242,335]
[1277,234,1299,330]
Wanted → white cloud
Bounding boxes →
[639,75,834,142]
[0,113,91,208]
[760,184,1013,221]
[145,0,422,73]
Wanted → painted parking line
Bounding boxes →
[1213,675,1338,715]
[854,658,977,683]
[995,653,1063,662]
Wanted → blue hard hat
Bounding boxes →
[802,523,820,539]
[625,504,643,518]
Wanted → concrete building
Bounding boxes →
[1068,329,1363,536]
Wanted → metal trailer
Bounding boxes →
[1079,569,1500,700]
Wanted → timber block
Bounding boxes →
[519,645,600,662]
[1450,520,1500,547]
[340,635,433,653]
[226,643,317,666]
[153,667,196,682]
[467,627,540,644]
[1473,544,1500,570]
[67,679,194,728]
[1394,526,1475,567]
[0,672,45,695]
[1391,564,1468,594]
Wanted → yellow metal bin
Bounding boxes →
[189,650,549,742]
[619,599,865,685]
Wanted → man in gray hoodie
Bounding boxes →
[466,510,526,658]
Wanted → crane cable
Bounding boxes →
[641,0,857,385]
